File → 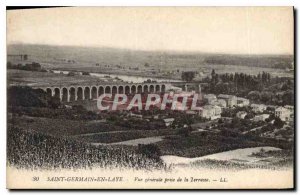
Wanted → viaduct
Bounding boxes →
[33,83,169,102]
[30,82,202,102]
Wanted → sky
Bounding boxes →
[7,7,294,55]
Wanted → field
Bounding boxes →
[8,44,294,80]
[10,115,174,143]
[10,115,128,136]
[7,69,122,87]
[9,113,293,160]
[156,131,293,158]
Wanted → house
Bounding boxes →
[236,111,247,119]
[169,86,183,93]
[284,105,294,114]
[210,99,227,108]
[203,94,217,104]
[163,118,175,127]
[65,105,73,109]
[275,107,291,122]
[186,110,197,115]
[236,97,250,107]
[251,104,267,113]
[253,114,270,122]
[217,94,237,107]
[129,112,143,119]
[214,105,222,116]
[153,115,160,119]
[199,105,221,120]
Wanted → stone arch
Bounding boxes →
[46,88,52,97]
[125,86,130,94]
[131,85,136,94]
[91,86,98,99]
[112,86,117,94]
[98,86,104,96]
[143,85,149,93]
[118,86,124,94]
[137,85,143,93]
[149,85,155,93]
[54,88,60,99]
[105,86,111,94]
[161,84,166,92]
[62,87,68,102]
[84,86,91,100]
[155,85,160,92]
[69,87,76,101]
[77,87,83,100]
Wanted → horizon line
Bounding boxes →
[7,42,294,56]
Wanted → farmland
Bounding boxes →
[8,44,294,80]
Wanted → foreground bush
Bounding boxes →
[7,127,166,171]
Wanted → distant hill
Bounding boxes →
[204,54,293,69]
[7,44,293,69]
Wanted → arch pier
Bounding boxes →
[37,83,168,102]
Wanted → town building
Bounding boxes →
[163,118,175,127]
[129,112,143,119]
[284,105,294,114]
[214,105,222,116]
[217,94,237,107]
[203,94,217,104]
[251,104,267,113]
[236,111,247,119]
[169,86,183,93]
[186,110,197,115]
[199,105,221,120]
[210,99,227,108]
[275,107,291,122]
[236,97,250,107]
[253,114,270,122]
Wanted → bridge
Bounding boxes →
[29,80,203,102]
[33,83,170,102]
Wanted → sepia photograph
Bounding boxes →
[6,6,294,189]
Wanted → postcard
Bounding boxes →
[6,6,294,189]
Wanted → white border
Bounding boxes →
[1,1,298,194]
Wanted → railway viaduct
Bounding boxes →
[33,83,169,102]
[30,81,202,102]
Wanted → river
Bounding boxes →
[52,70,181,83]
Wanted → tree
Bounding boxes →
[7,61,13,68]
[261,91,273,104]
[244,113,255,120]
[282,90,294,105]
[8,86,60,108]
[82,71,90,75]
[273,117,284,129]
[47,96,61,109]
[210,69,217,87]
[211,69,216,78]
[247,91,261,101]
[181,71,196,82]
[177,126,192,137]
[8,86,48,107]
